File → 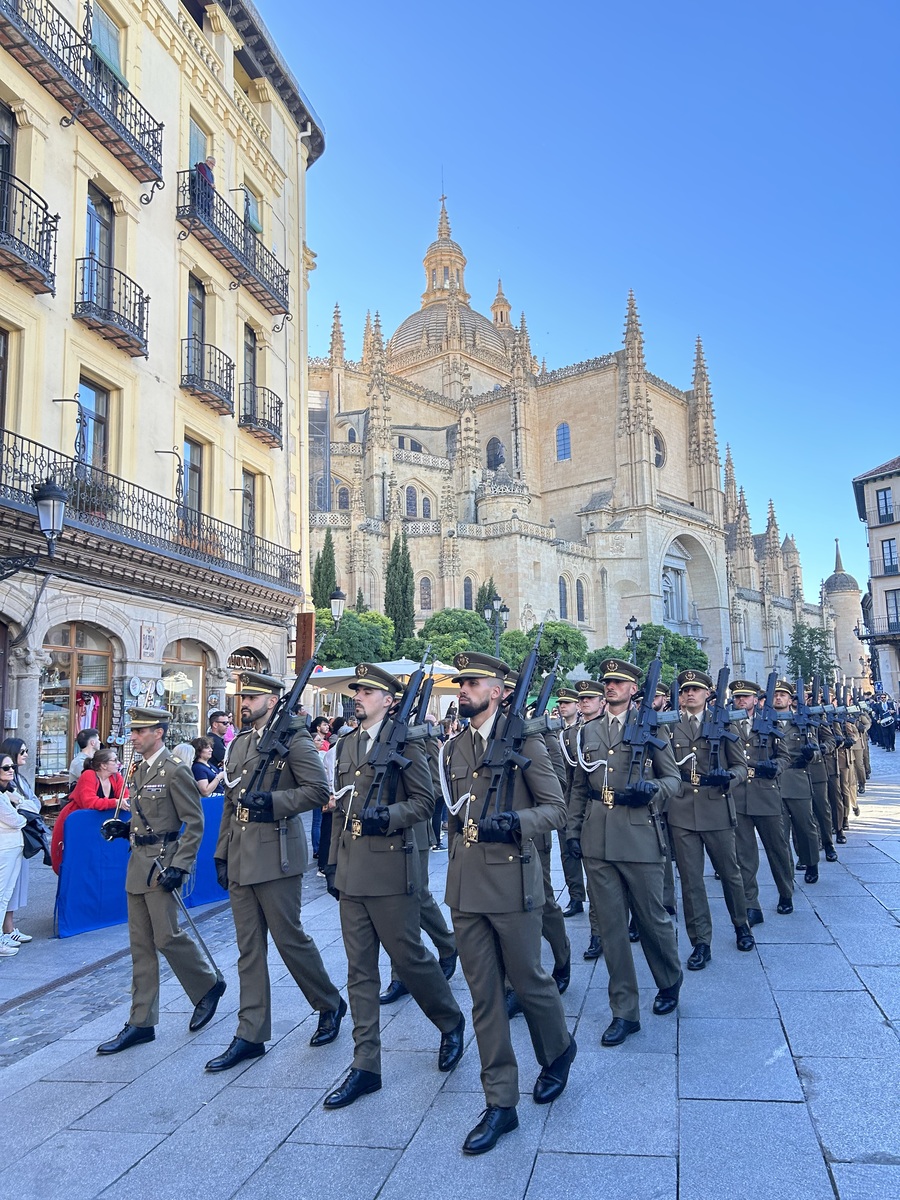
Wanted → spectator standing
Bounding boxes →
[0,739,40,945]
[190,737,225,797]
[51,748,129,875]
[309,717,331,856]
[206,712,229,768]
[0,753,25,956]
[68,728,100,787]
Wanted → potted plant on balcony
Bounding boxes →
[70,473,119,520]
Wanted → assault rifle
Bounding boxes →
[620,640,668,853]
[521,653,564,737]
[700,665,739,825]
[477,623,544,820]
[752,671,784,755]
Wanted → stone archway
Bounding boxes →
[658,533,728,666]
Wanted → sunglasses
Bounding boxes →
[0,763,13,771]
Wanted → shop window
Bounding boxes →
[161,639,209,745]
[40,623,112,775]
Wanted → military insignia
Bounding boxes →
[608,661,618,672]
[357,664,368,677]
[685,671,696,682]
[457,654,469,669]
[602,786,615,808]
[464,819,479,845]
[351,815,362,839]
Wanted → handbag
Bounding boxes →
[22,813,53,865]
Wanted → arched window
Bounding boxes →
[558,576,568,620]
[653,430,666,468]
[314,476,328,511]
[420,578,433,611]
[422,496,431,518]
[347,428,357,444]
[486,437,503,471]
[556,423,571,461]
[337,487,350,511]
[576,579,586,623]
[463,577,474,610]
[405,485,417,517]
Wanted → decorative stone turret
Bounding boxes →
[616,291,656,508]
[420,197,470,307]
[475,463,531,524]
[723,444,737,525]
[491,278,512,331]
[329,302,344,365]
[688,337,722,523]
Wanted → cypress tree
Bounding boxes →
[385,532,415,652]
[311,529,337,608]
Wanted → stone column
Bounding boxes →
[6,646,52,786]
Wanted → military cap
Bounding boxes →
[574,678,604,698]
[450,652,509,684]
[129,705,171,729]
[348,663,403,696]
[730,679,761,697]
[502,670,519,691]
[557,687,578,702]
[774,679,796,697]
[655,683,670,697]
[678,669,714,691]
[599,658,642,684]
[239,670,284,695]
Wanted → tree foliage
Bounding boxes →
[316,608,395,669]
[355,588,368,613]
[582,622,708,687]
[384,532,415,652]
[400,608,494,664]
[500,621,589,678]
[785,622,837,683]
[310,529,337,609]
[474,577,497,618]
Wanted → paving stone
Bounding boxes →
[234,1143,401,1200]
[832,846,893,862]
[794,872,871,897]
[853,965,900,1019]
[749,912,833,944]
[11,1080,124,1155]
[808,895,897,925]
[843,863,900,882]
[775,989,900,1060]
[832,1164,900,1199]
[0,1129,164,1200]
[678,1017,802,1100]
[799,1056,900,1162]
[679,1100,832,1199]
[861,882,900,909]
[576,988,677,1055]
[758,944,864,991]
[0,1038,96,1101]
[525,1151,677,1200]
[868,839,900,864]
[230,1011,363,1090]
[827,921,900,965]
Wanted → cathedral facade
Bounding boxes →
[308,202,831,678]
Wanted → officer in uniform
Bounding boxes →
[729,680,794,922]
[772,681,822,884]
[564,679,607,960]
[556,687,588,918]
[836,713,860,827]
[667,669,753,970]
[97,707,224,1054]
[808,695,838,863]
[443,653,575,1155]
[567,659,683,1047]
[853,708,871,795]
[324,664,465,1110]
[207,671,346,1072]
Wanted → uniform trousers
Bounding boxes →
[540,845,571,967]
[584,857,680,1023]
[390,848,456,983]
[781,793,820,869]
[826,767,844,835]
[854,746,867,791]
[127,888,217,1027]
[734,812,794,906]
[341,891,461,1075]
[669,825,748,945]
[452,907,570,1108]
[810,778,835,853]
[560,831,602,935]
[229,876,341,1043]
[838,757,858,823]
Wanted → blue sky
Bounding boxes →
[263,0,898,601]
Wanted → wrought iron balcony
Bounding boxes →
[73,257,149,356]
[0,170,58,293]
[239,383,282,448]
[0,427,300,590]
[866,507,896,527]
[175,171,289,315]
[856,617,900,641]
[870,557,900,579]
[180,337,234,415]
[0,0,163,183]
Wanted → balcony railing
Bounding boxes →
[0,0,163,182]
[0,170,58,293]
[871,557,900,578]
[73,257,149,356]
[0,428,300,589]
[180,337,234,415]
[866,507,896,527]
[239,383,282,448]
[856,617,900,640]
[175,171,289,315]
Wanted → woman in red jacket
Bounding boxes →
[51,748,129,875]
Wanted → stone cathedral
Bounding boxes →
[308,201,835,678]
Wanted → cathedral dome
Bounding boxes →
[824,539,859,593]
[388,301,508,357]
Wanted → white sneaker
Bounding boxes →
[9,928,31,944]
[0,935,20,956]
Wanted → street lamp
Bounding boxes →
[329,586,346,627]
[483,592,509,656]
[625,614,642,663]
[0,476,68,582]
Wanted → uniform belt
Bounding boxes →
[589,786,648,807]
[235,805,275,824]
[130,831,179,847]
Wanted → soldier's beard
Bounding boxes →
[458,695,490,720]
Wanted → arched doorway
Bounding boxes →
[40,622,113,773]
[161,638,212,745]
[227,646,271,727]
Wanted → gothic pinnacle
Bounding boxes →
[329,302,345,362]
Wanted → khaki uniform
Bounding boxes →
[443,722,570,1108]
[559,722,601,936]
[538,730,571,968]
[854,712,871,791]
[836,721,859,824]
[732,720,794,906]
[216,726,341,1043]
[126,748,218,1027]
[332,722,461,1075]
[567,714,682,1022]
[808,721,836,854]
[777,721,822,869]
[667,716,749,945]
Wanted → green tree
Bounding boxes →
[474,577,497,618]
[311,529,337,608]
[355,587,368,613]
[316,608,395,669]
[384,532,415,652]
[583,644,628,677]
[500,621,588,679]
[583,623,707,686]
[401,608,494,664]
[785,622,837,683]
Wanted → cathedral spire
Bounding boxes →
[519,312,532,366]
[437,195,451,241]
[491,278,512,329]
[329,302,344,365]
[688,335,722,523]
[834,538,845,573]
[724,443,737,524]
[617,291,655,507]
[361,310,374,365]
[421,197,469,307]
[624,290,646,378]
[365,312,392,450]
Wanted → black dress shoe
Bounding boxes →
[804,868,819,884]
[462,1105,518,1155]
[652,972,683,1016]
[776,896,794,915]
[505,988,524,1019]
[687,943,711,971]
[310,997,347,1046]
[735,923,755,952]
[552,955,571,995]
[323,1067,382,1109]
[205,1036,265,1072]
[746,907,764,927]
[825,849,839,862]
[97,1024,155,1055]
[583,935,603,960]
[562,899,584,918]
[379,980,409,1005]
[601,1017,640,1047]
[439,951,458,981]
[628,917,640,943]
[189,977,227,1032]
[533,1036,577,1103]
[438,1014,465,1072]
[836,832,847,844]
[796,860,806,872]
[853,804,860,816]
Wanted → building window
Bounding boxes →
[40,622,112,772]
[184,437,203,513]
[422,496,431,518]
[337,487,350,511]
[243,324,258,386]
[406,485,417,517]
[0,101,16,175]
[576,579,586,623]
[556,423,571,461]
[887,590,900,630]
[79,378,109,472]
[347,427,356,443]
[243,185,263,234]
[463,577,474,610]
[315,476,328,511]
[189,116,208,170]
[0,328,8,430]
[883,539,898,575]
[187,274,205,344]
[85,183,114,305]
[877,487,893,523]
[653,430,666,468]
[558,576,568,621]
[487,436,504,471]
[410,438,423,453]
[397,436,405,449]
[241,469,256,534]
[420,578,433,611]
[92,3,124,80]
[443,266,449,287]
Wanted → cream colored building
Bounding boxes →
[0,0,322,782]
[309,201,831,680]
[853,457,900,696]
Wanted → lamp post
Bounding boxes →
[483,592,509,657]
[625,614,642,663]
[0,476,68,582]
[330,586,346,628]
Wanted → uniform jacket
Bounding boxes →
[215,724,329,886]
[558,721,581,797]
[666,714,748,831]
[776,720,819,800]
[441,717,566,914]
[127,748,204,895]
[732,719,791,817]
[330,718,434,897]
[567,713,681,863]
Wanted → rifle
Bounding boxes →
[670,663,679,716]
[750,671,783,765]
[699,665,739,826]
[791,675,816,745]
[407,649,440,742]
[620,639,667,853]
[520,653,564,737]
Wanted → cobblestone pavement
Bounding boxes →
[1,748,899,1199]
